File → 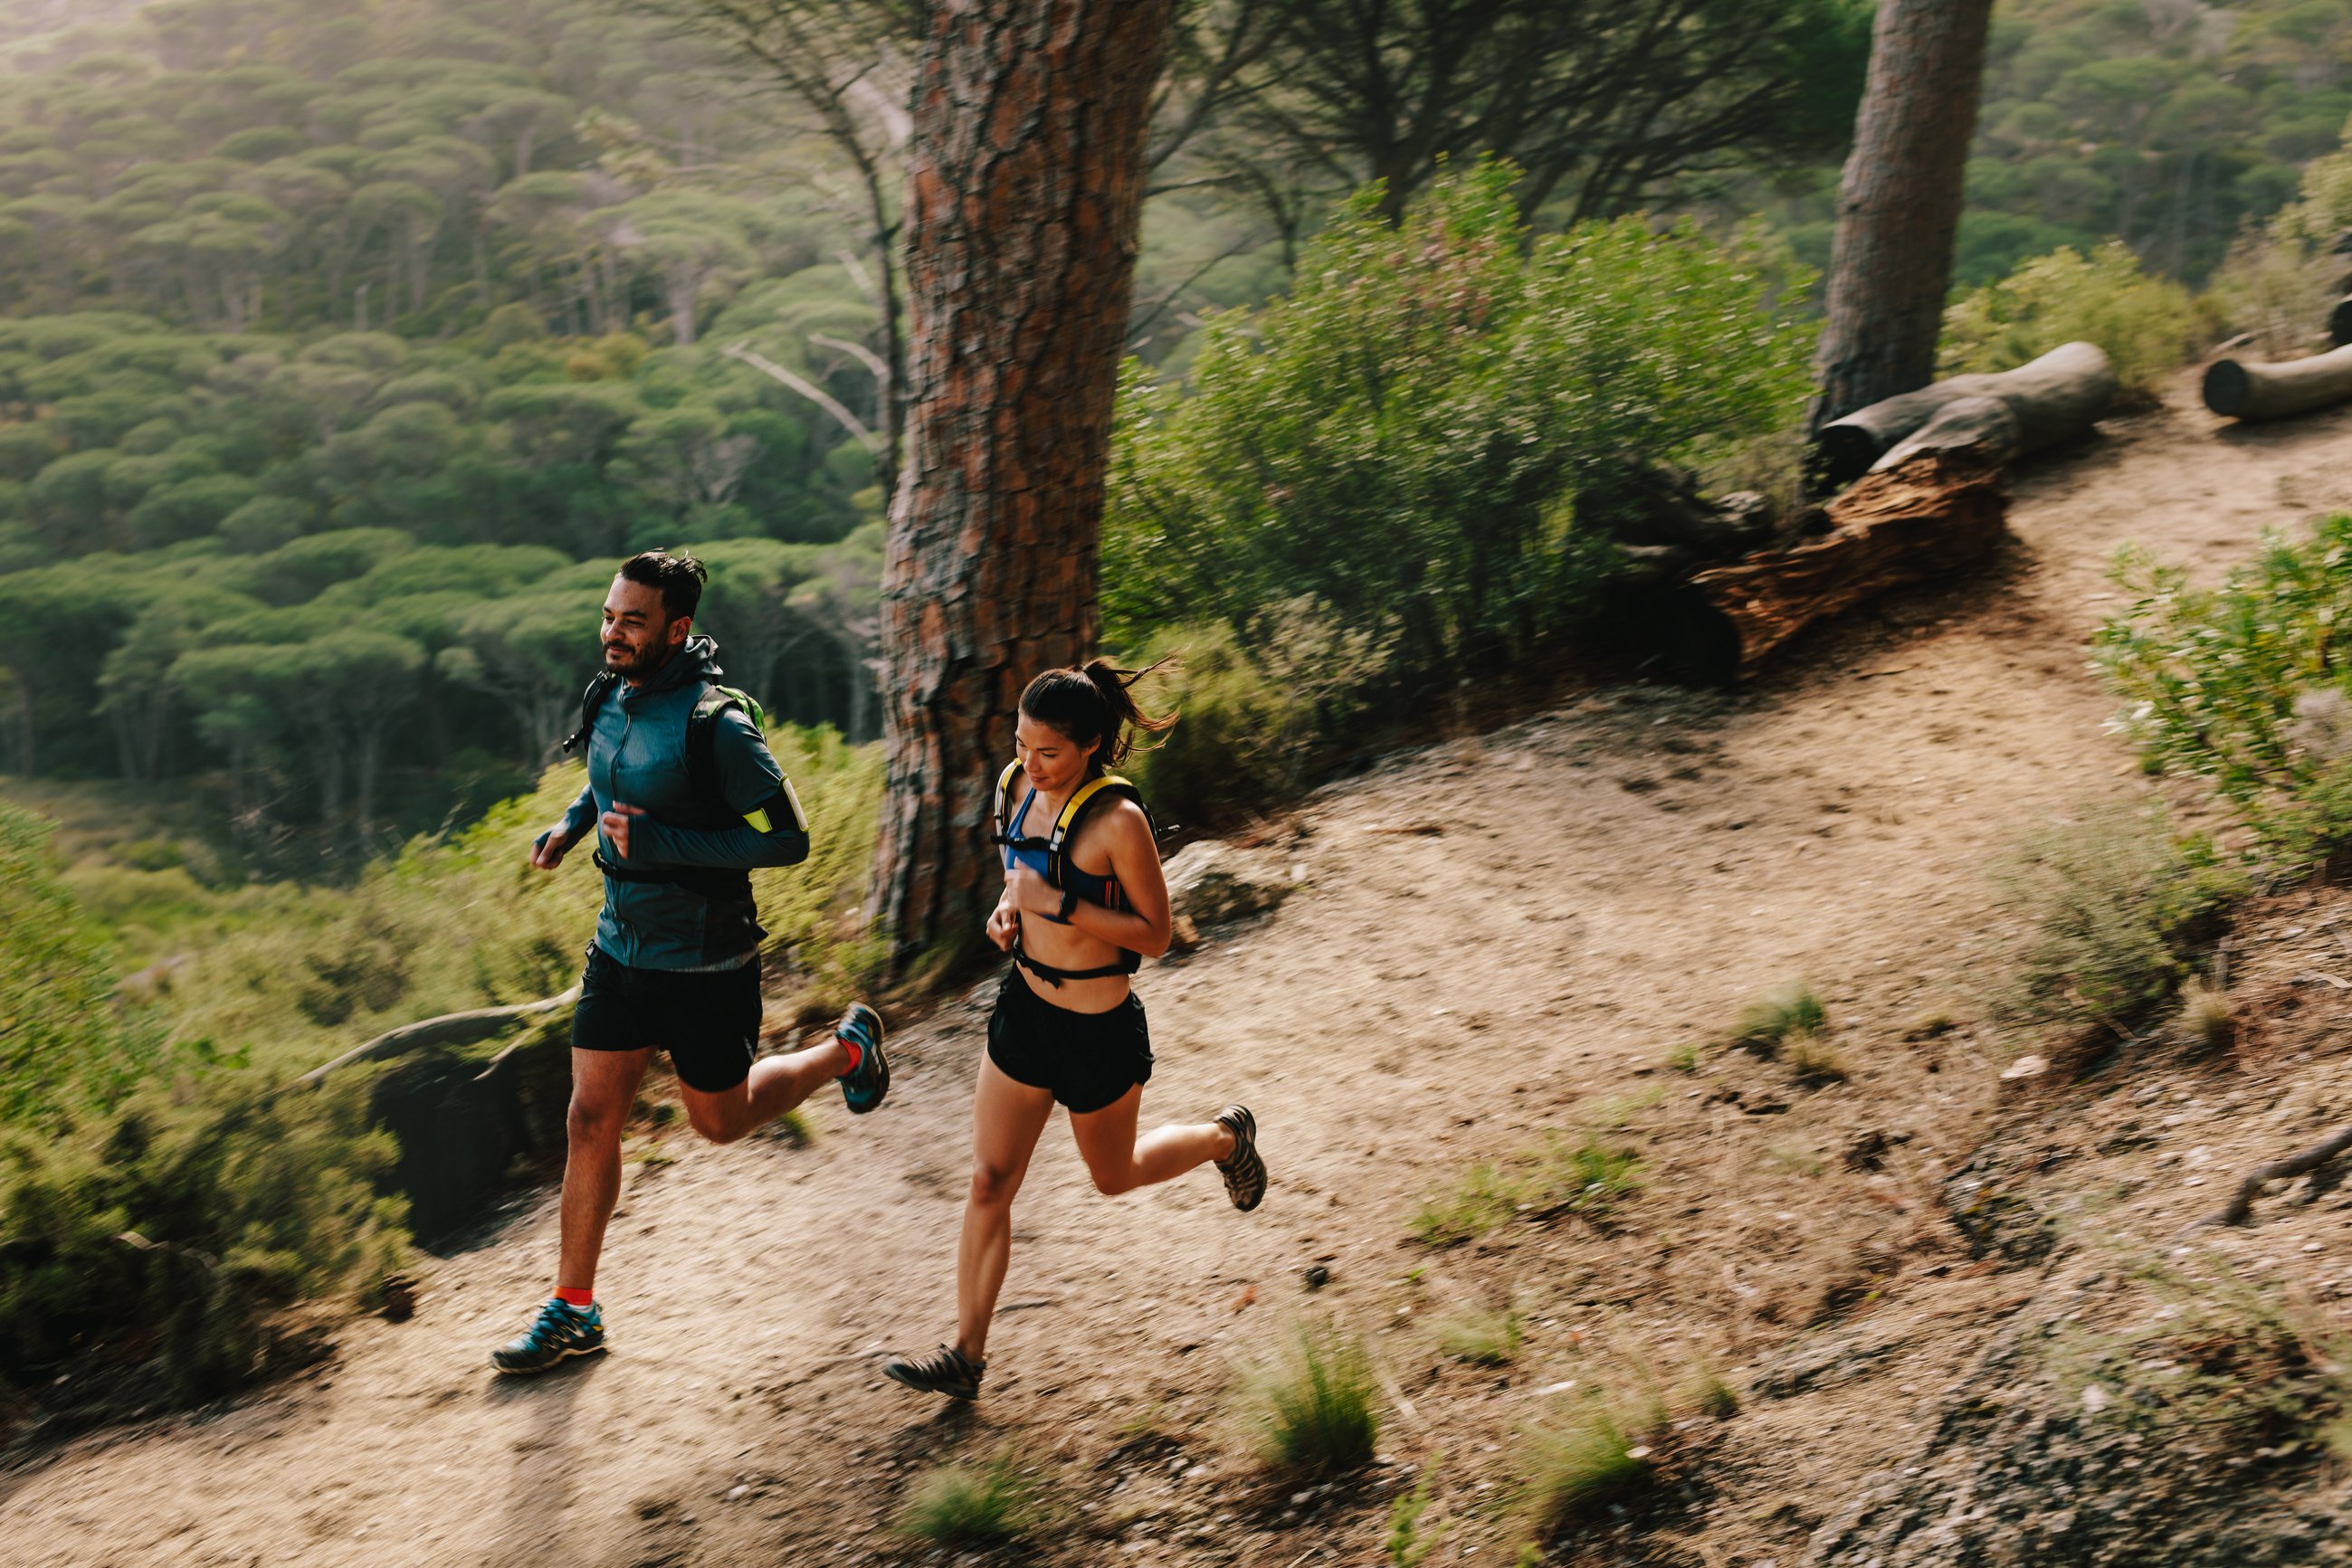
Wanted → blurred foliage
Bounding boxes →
[2209,111,2352,355]
[1104,163,1814,814]
[1939,241,2204,401]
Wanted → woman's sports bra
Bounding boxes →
[1004,787,1124,920]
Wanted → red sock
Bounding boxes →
[836,1036,863,1076]
[555,1285,593,1308]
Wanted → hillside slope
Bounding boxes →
[7,386,2352,1563]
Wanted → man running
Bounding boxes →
[492,548,889,1374]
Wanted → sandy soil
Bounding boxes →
[10,384,2352,1567]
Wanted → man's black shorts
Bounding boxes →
[986,967,1153,1115]
[572,945,760,1093]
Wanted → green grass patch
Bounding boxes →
[1521,1394,1664,1541]
[1437,1303,1523,1366]
[1733,982,1825,1050]
[1243,1320,1382,1474]
[1413,1135,1641,1248]
[895,1453,1036,1546]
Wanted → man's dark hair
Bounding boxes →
[620,548,708,621]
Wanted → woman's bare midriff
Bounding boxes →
[1013,822,1133,1014]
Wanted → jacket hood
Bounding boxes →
[638,633,723,693]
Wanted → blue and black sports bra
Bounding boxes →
[1003,787,1125,921]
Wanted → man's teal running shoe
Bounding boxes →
[491,1297,605,1374]
[836,1001,890,1114]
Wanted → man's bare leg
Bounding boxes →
[557,1047,652,1296]
[677,1035,851,1144]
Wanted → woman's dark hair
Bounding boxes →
[1019,658,1177,775]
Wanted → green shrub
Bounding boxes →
[0,1074,406,1406]
[1938,241,2199,401]
[1733,982,1826,1050]
[1386,1461,1445,1566]
[1244,1320,1382,1473]
[0,799,164,1126]
[1118,612,1382,827]
[2094,520,2352,811]
[895,1453,1035,1545]
[1988,803,2246,1034]
[1105,159,1814,709]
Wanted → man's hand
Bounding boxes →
[1005,863,1062,917]
[986,899,1019,951]
[529,822,576,872]
[599,802,648,860]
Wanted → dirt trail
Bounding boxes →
[12,388,2352,1567]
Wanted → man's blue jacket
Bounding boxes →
[548,634,811,969]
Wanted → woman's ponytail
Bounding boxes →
[1020,657,1178,774]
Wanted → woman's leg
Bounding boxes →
[1068,1084,1234,1196]
[957,1057,1056,1361]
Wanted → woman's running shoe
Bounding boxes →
[1214,1105,1267,1212]
[835,1001,890,1114]
[491,1297,605,1374]
[882,1343,985,1401]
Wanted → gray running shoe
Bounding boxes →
[1214,1105,1267,1212]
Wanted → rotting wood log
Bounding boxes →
[2203,342,2352,422]
[289,986,579,1089]
[1869,394,2020,472]
[2206,1123,2352,1227]
[1685,448,2008,679]
[1811,340,2116,489]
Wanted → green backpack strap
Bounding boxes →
[685,684,783,828]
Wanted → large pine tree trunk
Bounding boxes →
[1809,0,1996,434]
[872,0,1175,978]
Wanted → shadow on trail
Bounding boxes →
[483,1352,602,1561]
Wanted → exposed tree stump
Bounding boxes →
[1812,341,2116,489]
[2202,343,2352,422]
[1686,449,2008,678]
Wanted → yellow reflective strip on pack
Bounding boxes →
[743,808,771,834]
[1052,774,1122,847]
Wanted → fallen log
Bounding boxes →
[288,986,579,1089]
[1685,448,2008,679]
[2205,1122,2352,1228]
[2202,342,2352,422]
[1812,341,2115,489]
[1869,394,2020,473]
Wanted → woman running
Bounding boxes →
[882,660,1267,1402]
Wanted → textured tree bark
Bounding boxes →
[872,0,1175,978]
[1686,450,2009,679]
[1813,341,2116,489]
[2202,343,2352,422]
[1809,0,1996,434]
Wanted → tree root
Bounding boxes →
[2208,1124,2352,1227]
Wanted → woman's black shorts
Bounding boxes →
[986,967,1153,1115]
[572,945,760,1093]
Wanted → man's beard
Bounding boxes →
[605,635,671,677]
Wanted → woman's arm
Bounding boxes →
[1004,799,1171,958]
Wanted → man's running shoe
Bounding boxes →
[882,1343,984,1401]
[491,1297,605,1374]
[1214,1105,1267,1212]
[835,1001,890,1114]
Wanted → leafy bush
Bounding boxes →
[1243,1320,1382,1473]
[2209,117,2352,356]
[1118,612,1385,827]
[0,1075,406,1409]
[1988,803,2245,1035]
[0,800,163,1126]
[1106,160,1814,711]
[894,1453,1036,1545]
[2096,518,2352,813]
[1939,241,2200,402]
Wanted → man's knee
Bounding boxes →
[566,1088,631,1147]
[686,1103,747,1145]
[1087,1164,1138,1198]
